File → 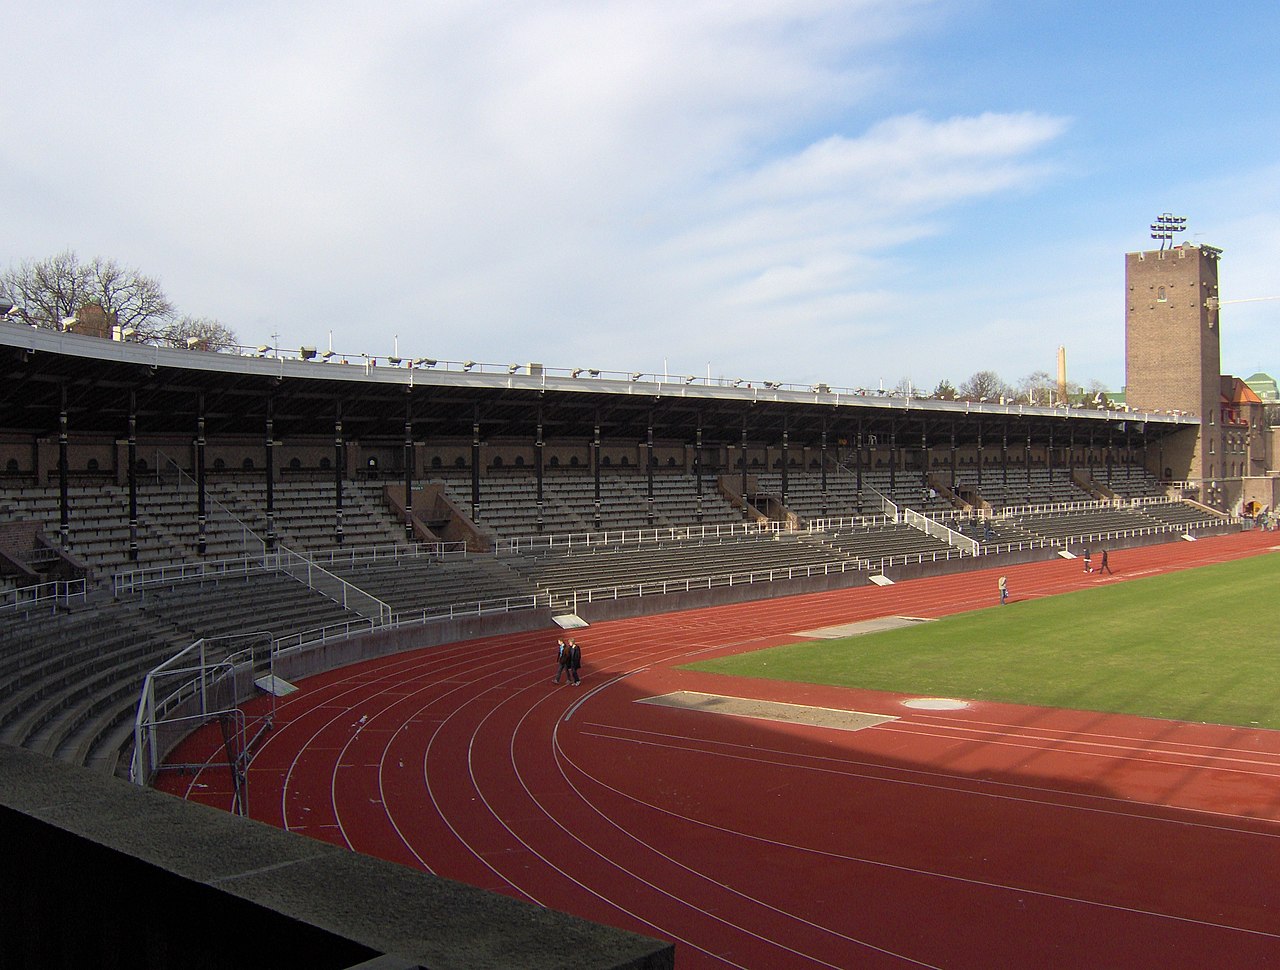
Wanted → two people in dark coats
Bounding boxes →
[553,638,582,685]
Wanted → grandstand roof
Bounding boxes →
[0,323,1193,447]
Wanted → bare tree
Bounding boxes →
[1,250,94,329]
[1017,370,1056,406]
[958,370,1012,402]
[160,316,240,352]
[88,256,174,340]
[0,250,174,338]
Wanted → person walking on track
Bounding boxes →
[553,639,570,684]
[567,639,582,685]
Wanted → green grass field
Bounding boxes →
[684,553,1280,729]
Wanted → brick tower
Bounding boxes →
[1124,243,1223,503]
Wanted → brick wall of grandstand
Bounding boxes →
[503,531,862,604]
[0,600,186,772]
[324,553,540,616]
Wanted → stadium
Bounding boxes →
[1,241,1278,967]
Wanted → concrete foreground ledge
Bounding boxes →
[0,744,675,970]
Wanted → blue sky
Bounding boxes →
[4,1,1278,392]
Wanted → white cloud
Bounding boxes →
[1,0,1084,388]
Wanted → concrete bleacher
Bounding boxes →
[504,531,860,605]
[215,480,407,553]
[325,551,540,616]
[0,461,1235,781]
[1132,500,1227,531]
[131,570,367,642]
[815,521,958,565]
[1010,505,1166,544]
[441,472,743,536]
[0,600,185,771]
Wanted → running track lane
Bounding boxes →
[160,530,1280,968]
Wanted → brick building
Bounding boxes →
[1125,243,1278,511]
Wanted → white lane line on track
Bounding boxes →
[582,724,1280,838]
[540,685,945,969]
[563,727,1280,943]
[876,721,1280,778]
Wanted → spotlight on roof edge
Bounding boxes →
[1149,212,1187,251]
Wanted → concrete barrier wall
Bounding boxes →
[0,744,674,970]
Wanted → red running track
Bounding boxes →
[161,531,1280,968]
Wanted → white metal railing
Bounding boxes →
[271,546,392,625]
[999,498,1115,518]
[866,483,899,522]
[561,557,872,610]
[804,515,892,532]
[154,451,269,559]
[131,632,270,785]
[113,546,392,625]
[388,591,553,627]
[308,541,467,566]
[113,553,269,596]
[0,578,87,613]
[903,508,980,555]
[494,520,785,554]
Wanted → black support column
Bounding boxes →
[855,421,864,502]
[919,428,928,497]
[888,425,897,493]
[819,420,828,518]
[196,393,207,557]
[694,415,703,522]
[404,396,415,542]
[1001,428,1009,489]
[645,411,655,525]
[780,418,789,508]
[127,391,138,562]
[535,405,545,533]
[265,397,276,551]
[949,425,958,491]
[471,406,481,523]
[740,415,749,520]
[592,410,602,530]
[57,385,69,550]
[334,402,345,546]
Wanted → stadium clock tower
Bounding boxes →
[1124,223,1225,506]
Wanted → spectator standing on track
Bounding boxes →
[568,639,582,685]
[553,638,570,684]
[1100,548,1112,574]
[1082,549,1092,573]
[998,575,1008,605]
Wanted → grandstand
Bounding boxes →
[0,320,1246,968]
[0,321,1240,778]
